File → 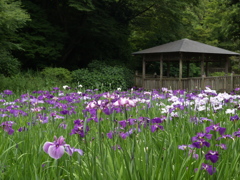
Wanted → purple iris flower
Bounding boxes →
[119,127,141,139]
[107,131,114,139]
[216,134,234,141]
[36,114,49,124]
[59,122,67,129]
[201,163,216,175]
[74,119,84,125]
[216,144,227,150]
[70,119,89,137]
[70,124,89,137]
[128,118,138,125]
[192,139,210,148]
[173,104,185,110]
[9,109,28,117]
[18,127,28,132]
[178,145,188,150]
[151,117,163,123]
[150,125,164,132]
[230,115,240,122]
[205,124,226,136]
[235,88,240,91]
[190,116,201,124]
[60,110,70,115]
[191,132,212,142]
[200,117,213,123]
[3,90,13,95]
[119,132,128,139]
[205,150,219,163]
[0,114,9,117]
[178,144,194,150]
[119,120,127,128]
[127,128,141,135]
[0,121,15,135]
[233,129,240,137]
[54,115,65,120]
[43,136,83,159]
[103,107,113,115]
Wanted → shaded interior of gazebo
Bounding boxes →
[132,38,240,91]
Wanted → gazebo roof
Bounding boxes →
[132,38,240,56]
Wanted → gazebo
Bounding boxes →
[132,38,240,91]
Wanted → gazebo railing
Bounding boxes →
[134,73,240,91]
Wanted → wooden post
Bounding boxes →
[230,72,234,91]
[179,53,183,89]
[225,57,229,74]
[201,54,205,76]
[190,79,194,91]
[201,75,205,90]
[160,54,163,89]
[167,61,170,77]
[224,75,227,91]
[142,56,146,88]
[187,61,190,77]
[206,61,209,77]
[135,70,138,87]
[216,77,219,91]
[201,54,205,89]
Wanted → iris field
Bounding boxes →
[1,86,240,179]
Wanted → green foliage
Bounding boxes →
[231,56,240,74]
[41,67,72,83]
[0,50,21,77]
[187,0,240,51]
[72,60,133,91]
[0,0,30,74]
[221,0,240,50]
[209,71,231,77]
[0,71,74,92]
[69,0,94,12]
[0,0,30,50]
[129,0,200,51]
[14,1,66,69]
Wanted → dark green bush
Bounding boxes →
[41,67,72,83]
[72,60,133,91]
[0,51,21,77]
[209,71,231,76]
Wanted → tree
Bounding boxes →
[221,0,240,50]
[13,1,67,69]
[129,0,200,51]
[0,0,30,75]
[13,0,135,69]
[186,0,240,51]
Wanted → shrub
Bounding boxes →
[209,71,230,76]
[41,67,72,83]
[0,51,21,77]
[72,60,133,91]
[0,71,74,93]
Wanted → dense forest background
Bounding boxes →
[0,0,240,90]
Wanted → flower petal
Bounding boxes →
[73,148,84,156]
[48,145,65,159]
[64,144,73,156]
[43,142,54,153]
[209,155,219,163]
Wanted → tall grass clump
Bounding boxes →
[1,86,240,179]
[0,69,75,93]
